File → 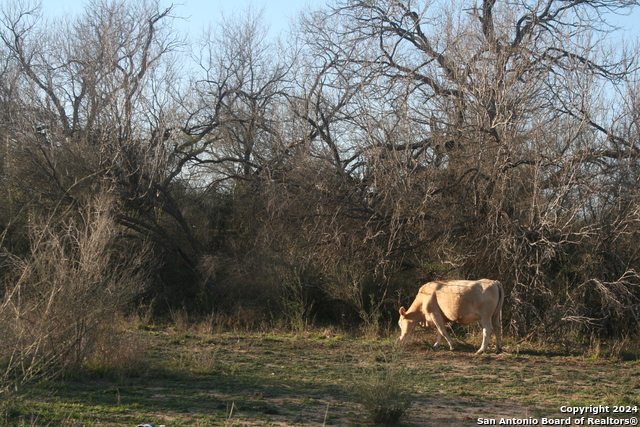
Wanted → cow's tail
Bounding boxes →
[493,281,504,329]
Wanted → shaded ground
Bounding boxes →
[9,327,640,426]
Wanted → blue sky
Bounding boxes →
[40,0,324,38]
[39,0,639,42]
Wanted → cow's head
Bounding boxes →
[398,307,423,343]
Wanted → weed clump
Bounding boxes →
[352,352,413,426]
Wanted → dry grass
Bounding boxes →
[0,195,152,389]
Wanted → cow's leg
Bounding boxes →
[476,317,493,354]
[438,326,456,351]
[492,316,503,353]
[433,329,442,348]
[431,313,455,351]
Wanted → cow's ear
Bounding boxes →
[399,307,407,316]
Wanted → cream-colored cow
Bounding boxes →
[398,279,503,354]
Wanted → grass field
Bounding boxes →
[2,323,639,426]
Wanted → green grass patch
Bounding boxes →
[2,326,640,426]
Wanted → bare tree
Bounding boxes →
[284,0,640,336]
[2,0,639,338]
[0,0,207,269]
[182,8,291,182]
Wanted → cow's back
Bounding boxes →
[420,279,501,324]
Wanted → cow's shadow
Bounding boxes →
[403,326,492,354]
[401,328,581,358]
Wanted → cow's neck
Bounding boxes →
[406,293,427,321]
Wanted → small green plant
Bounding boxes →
[352,351,413,426]
[359,293,386,339]
[0,391,32,426]
[83,328,150,379]
[279,267,314,333]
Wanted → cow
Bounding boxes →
[398,279,503,354]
